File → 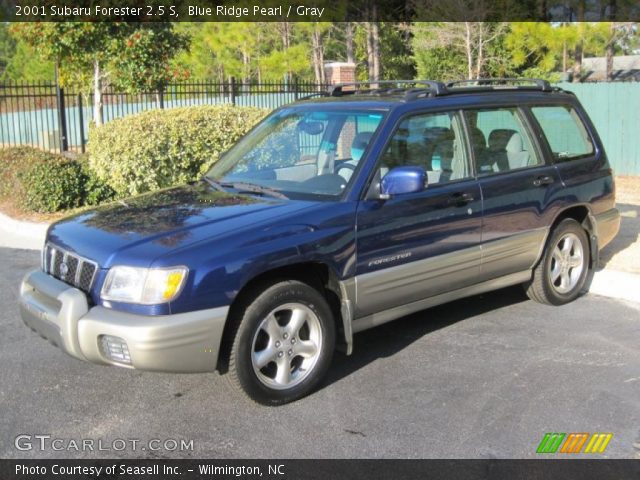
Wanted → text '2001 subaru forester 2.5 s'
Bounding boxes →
[20,79,620,405]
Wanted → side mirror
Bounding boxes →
[297,120,325,136]
[380,166,426,199]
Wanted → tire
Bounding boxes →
[227,280,336,405]
[525,218,590,306]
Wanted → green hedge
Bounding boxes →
[0,147,59,202]
[18,159,86,213]
[0,147,115,214]
[87,105,268,197]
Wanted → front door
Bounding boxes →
[355,110,482,317]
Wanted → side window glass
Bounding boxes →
[379,111,471,185]
[466,108,542,176]
[334,113,383,181]
[531,106,594,161]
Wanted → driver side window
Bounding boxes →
[379,111,471,185]
[334,114,383,182]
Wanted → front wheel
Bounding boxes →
[525,218,590,306]
[227,280,335,405]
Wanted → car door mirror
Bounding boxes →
[380,166,427,199]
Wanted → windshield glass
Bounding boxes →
[206,108,385,200]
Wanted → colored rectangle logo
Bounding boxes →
[537,433,612,454]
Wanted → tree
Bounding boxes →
[175,23,311,84]
[505,22,614,80]
[505,22,565,73]
[111,24,189,93]
[414,46,467,81]
[412,22,509,80]
[571,1,586,82]
[10,22,188,125]
[345,22,355,64]
[2,23,55,82]
[1,39,55,82]
[0,23,15,78]
[604,22,637,80]
[376,23,416,80]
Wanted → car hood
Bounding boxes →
[47,182,317,267]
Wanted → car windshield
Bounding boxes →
[206,107,385,200]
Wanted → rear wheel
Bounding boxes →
[227,280,335,405]
[525,218,590,305]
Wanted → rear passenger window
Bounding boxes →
[465,108,542,175]
[531,106,594,161]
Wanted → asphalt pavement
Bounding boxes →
[1,247,639,459]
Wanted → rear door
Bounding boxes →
[354,109,482,317]
[464,106,561,281]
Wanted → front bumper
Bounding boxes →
[19,269,229,373]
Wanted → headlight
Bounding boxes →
[101,266,188,304]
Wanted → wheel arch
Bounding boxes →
[217,261,351,373]
[549,204,598,269]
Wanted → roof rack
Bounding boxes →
[329,80,448,99]
[315,78,557,103]
[298,92,331,101]
[446,78,553,92]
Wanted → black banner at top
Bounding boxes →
[2,0,640,22]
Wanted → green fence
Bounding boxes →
[557,82,640,176]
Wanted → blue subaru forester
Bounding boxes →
[20,79,620,404]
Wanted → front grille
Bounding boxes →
[43,243,98,293]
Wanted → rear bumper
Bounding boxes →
[594,208,621,250]
[19,269,228,373]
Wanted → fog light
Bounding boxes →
[99,335,131,365]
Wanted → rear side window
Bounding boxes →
[531,106,594,161]
[465,108,542,175]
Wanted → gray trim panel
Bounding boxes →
[355,246,481,317]
[479,227,549,280]
[594,208,620,250]
[352,270,531,333]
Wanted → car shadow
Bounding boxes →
[597,202,640,271]
[322,285,529,389]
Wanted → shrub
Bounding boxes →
[18,158,86,213]
[0,147,116,214]
[78,158,116,206]
[0,147,60,202]
[87,105,268,197]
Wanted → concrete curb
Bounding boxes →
[0,211,638,304]
[588,269,640,305]
[0,211,48,251]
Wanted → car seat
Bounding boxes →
[486,128,516,172]
[505,132,532,170]
[338,132,374,181]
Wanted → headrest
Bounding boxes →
[423,127,452,142]
[468,126,487,150]
[506,132,524,153]
[488,129,517,151]
[351,132,374,151]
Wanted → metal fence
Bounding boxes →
[2,80,639,175]
[0,79,327,153]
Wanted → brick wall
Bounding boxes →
[324,62,356,85]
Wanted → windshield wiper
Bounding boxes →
[220,181,289,200]
[201,176,227,192]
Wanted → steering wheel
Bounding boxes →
[336,161,357,176]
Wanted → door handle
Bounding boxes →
[447,192,475,206]
[533,175,554,187]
